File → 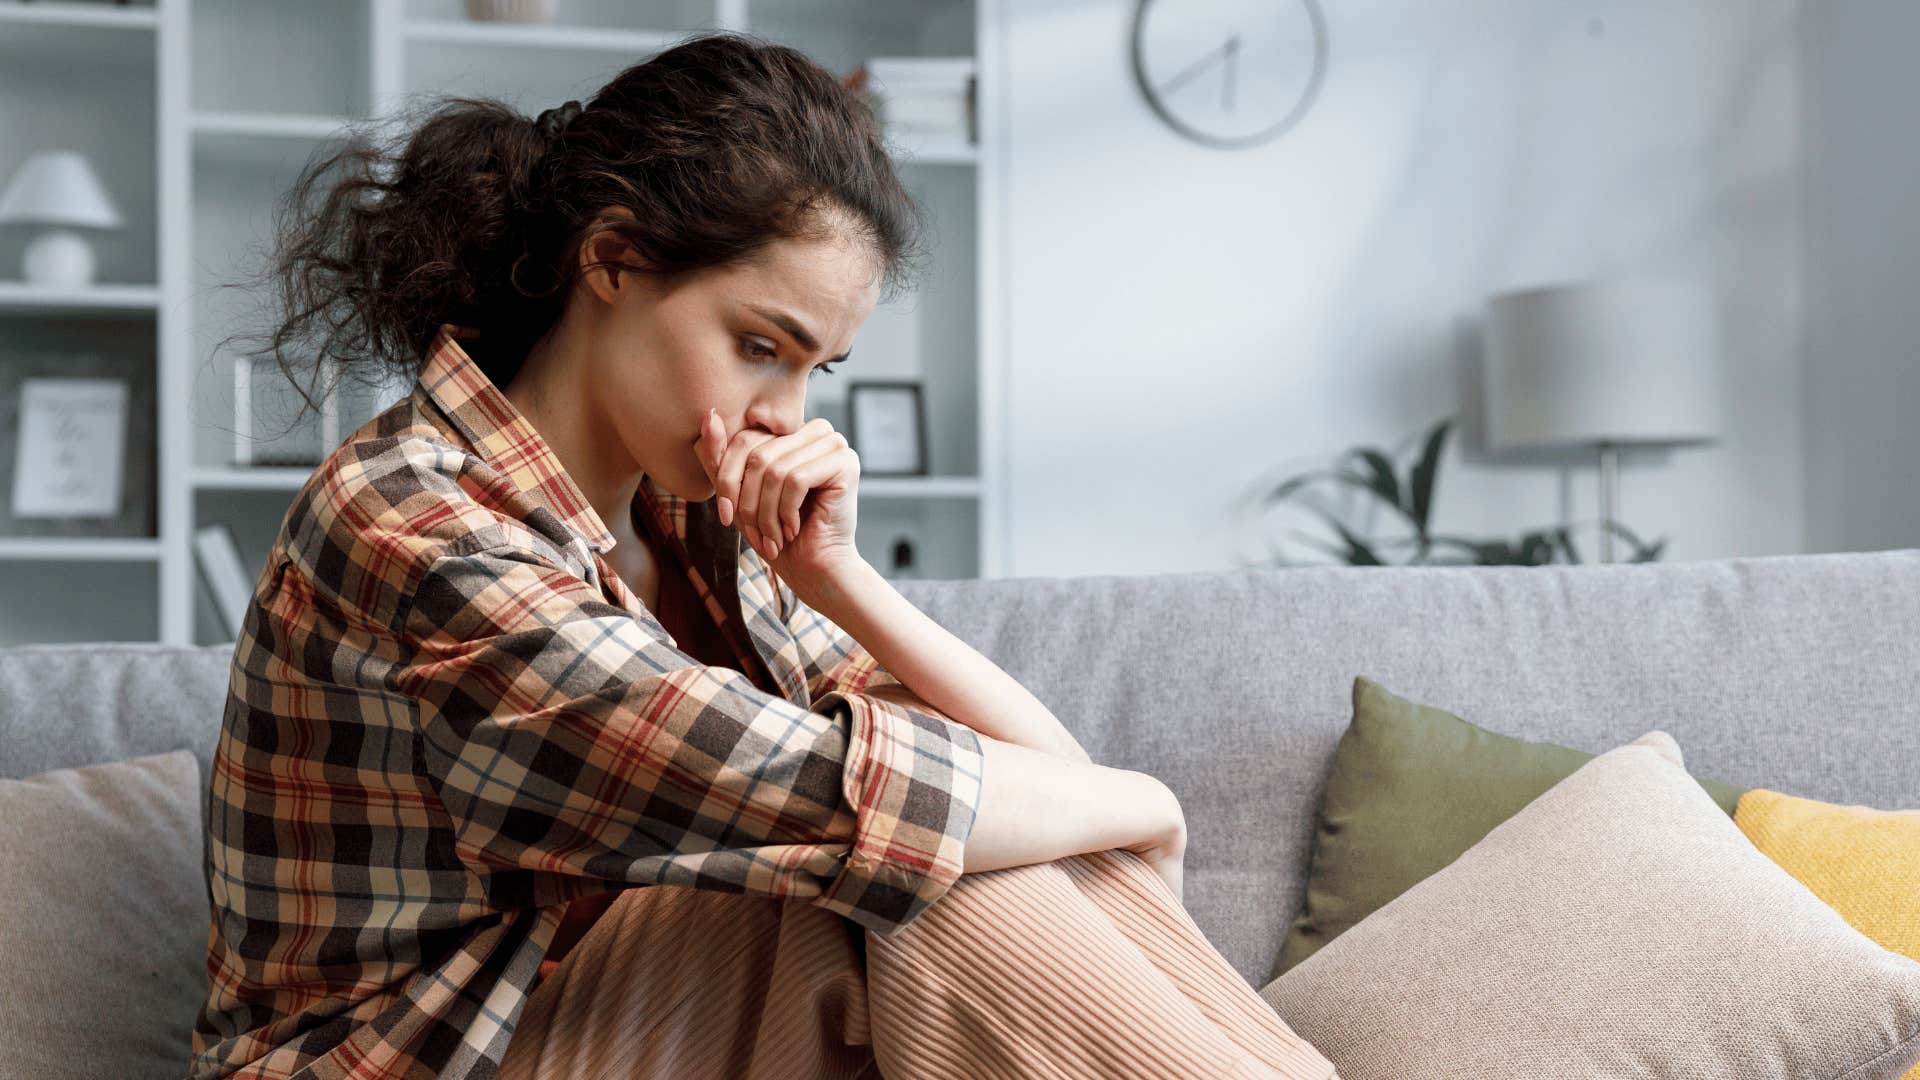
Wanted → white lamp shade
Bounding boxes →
[0,150,123,229]
[1482,277,1723,450]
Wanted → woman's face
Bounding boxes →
[581,221,881,503]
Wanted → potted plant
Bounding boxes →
[1247,417,1667,567]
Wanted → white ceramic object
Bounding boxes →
[22,229,98,287]
[464,0,557,23]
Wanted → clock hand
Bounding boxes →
[1159,34,1234,97]
[1223,33,1239,111]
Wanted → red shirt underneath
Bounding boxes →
[536,525,744,985]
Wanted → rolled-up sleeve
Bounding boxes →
[778,572,914,702]
[392,541,985,936]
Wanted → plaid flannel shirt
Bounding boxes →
[188,323,987,1080]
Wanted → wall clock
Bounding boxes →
[1130,0,1328,149]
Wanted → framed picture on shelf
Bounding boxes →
[846,380,927,476]
[0,346,156,539]
[233,353,328,468]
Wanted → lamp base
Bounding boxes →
[22,229,98,288]
[1598,441,1618,563]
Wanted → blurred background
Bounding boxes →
[0,0,1909,647]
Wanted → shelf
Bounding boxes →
[0,2,155,70]
[191,111,360,140]
[0,1,158,31]
[861,475,981,499]
[0,282,161,317]
[402,18,679,55]
[0,536,162,562]
[886,129,978,166]
[192,111,361,173]
[0,0,1002,648]
[192,466,319,492]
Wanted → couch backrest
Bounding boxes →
[4,550,1916,993]
[891,549,1920,985]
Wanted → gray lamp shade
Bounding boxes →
[1482,277,1723,451]
[0,150,123,228]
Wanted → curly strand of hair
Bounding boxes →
[212,30,931,441]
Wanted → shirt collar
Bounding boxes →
[415,322,619,555]
[414,323,798,701]
[412,324,740,578]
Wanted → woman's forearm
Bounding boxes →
[962,732,1181,872]
[792,558,1094,765]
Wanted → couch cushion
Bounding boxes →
[0,642,232,784]
[1737,787,1920,1080]
[1274,675,1749,974]
[1257,732,1920,1080]
[0,749,207,1080]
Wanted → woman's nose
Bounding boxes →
[745,391,809,439]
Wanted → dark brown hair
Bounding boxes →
[219,30,929,426]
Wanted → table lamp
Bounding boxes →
[1481,277,1723,562]
[0,150,124,287]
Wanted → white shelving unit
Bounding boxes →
[0,0,1006,647]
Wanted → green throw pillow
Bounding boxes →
[1274,675,1750,976]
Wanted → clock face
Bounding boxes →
[1130,0,1328,148]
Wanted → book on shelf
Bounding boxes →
[882,94,971,132]
[850,56,978,144]
[865,57,976,88]
[193,522,255,640]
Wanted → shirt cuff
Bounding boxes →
[811,687,987,936]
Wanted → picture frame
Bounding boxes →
[846,379,928,476]
[0,345,156,539]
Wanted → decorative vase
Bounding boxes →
[464,0,557,24]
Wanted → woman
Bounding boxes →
[189,32,1335,1080]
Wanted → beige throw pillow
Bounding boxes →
[1258,732,1920,1080]
[0,749,209,1080]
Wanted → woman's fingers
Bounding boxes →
[740,420,834,556]
[702,411,735,523]
[773,431,849,543]
[713,425,775,532]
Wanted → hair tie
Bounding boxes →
[534,99,584,143]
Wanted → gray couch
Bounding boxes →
[4,549,1917,1078]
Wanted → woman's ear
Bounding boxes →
[579,225,635,301]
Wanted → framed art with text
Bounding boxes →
[846,380,928,476]
[0,345,156,539]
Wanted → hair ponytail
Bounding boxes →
[218,30,927,428]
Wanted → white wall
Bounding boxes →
[998,0,1805,576]
[1801,0,1920,556]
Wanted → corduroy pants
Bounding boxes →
[496,846,1337,1079]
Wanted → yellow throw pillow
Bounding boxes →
[1736,787,1920,1080]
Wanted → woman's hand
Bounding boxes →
[700,408,862,584]
[1119,779,1188,905]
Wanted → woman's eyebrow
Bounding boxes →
[745,303,852,363]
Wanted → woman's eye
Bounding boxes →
[743,340,778,360]
[809,361,842,380]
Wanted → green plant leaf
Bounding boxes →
[1555,526,1583,564]
[1518,530,1557,565]
[1260,468,1348,506]
[1408,417,1452,540]
[1264,465,1429,538]
[1305,509,1388,565]
[1282,528,1357,565]
[1427,534,1510,564]
[1601,519,1668,563]
[1350,449,1403,515]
